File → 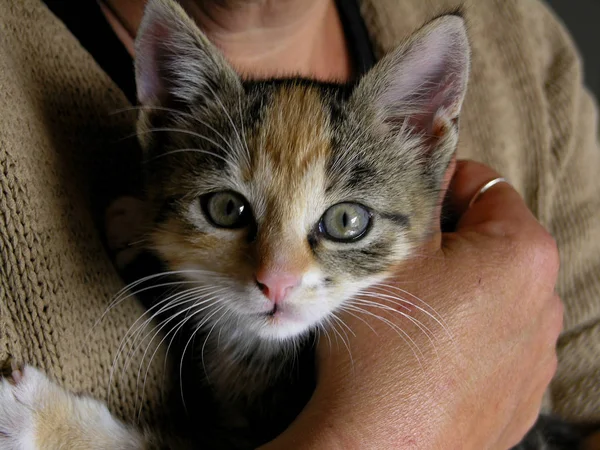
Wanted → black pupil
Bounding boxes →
[226,199,236,216]
[342,211,349,228]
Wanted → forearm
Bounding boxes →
[260,337,479,450]
[260,382,489,450]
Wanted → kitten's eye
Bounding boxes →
[202,191,251,229]
[320,203,371,242]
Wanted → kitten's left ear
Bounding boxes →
[135,0,242,107]
[351,15,470,173]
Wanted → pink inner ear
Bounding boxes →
[404,76,461,136]
[375,17,469,137]
[136,19,172,105]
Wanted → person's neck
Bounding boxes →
[99,0,352,82]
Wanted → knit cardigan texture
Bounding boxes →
[1,0,599,435]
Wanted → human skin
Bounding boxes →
[259,160,564,449]
[98,0,352,81]
[97,1,587,447]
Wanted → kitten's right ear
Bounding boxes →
[135,0,241,107]
[352,15,470,132]
[350,15,470,181]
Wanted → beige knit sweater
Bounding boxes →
[1,0,599,435]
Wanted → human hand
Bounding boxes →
[262,160,563,450]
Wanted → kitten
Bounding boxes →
[0,1,585,449]
[127,1,466,444]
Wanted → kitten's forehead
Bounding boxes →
[246,84,332,223]
[231,83,334,275]
[247,84,330,181]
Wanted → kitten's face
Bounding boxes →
[144,82,432,341]
[135,0,470,343]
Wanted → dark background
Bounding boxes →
[546,0,600,100]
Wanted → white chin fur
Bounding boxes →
[255,318,312,342]
[178,269,379,345]
[249,299,340,343]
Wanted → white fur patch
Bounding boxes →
[0,366,146,450]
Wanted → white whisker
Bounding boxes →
[371,283,454,342]
[337,306,379,336]
[236,92,252,170]
[100,269,223,317]
[200,307,231,381]
[112,285,225,375]
[137,298,228,419]
[316,321,333,354]
[328,315,354,374]
[343,303,424,370]
[124,291,225,378]
[110,105,189,117]
[131,296,226,414]
[179,304,228,410]
[352,297,439,360]
[201,81,248,168]
[148,147,231,166]
[108,286,226,402]
[355,295,438,342]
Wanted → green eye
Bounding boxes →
[320,202,371,242]
[202,191,251,229]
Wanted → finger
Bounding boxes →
[447,160,538,235]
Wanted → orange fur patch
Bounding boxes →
[153,84,334,280]
[249,85,332,274]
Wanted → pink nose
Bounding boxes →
[255,270,301,303]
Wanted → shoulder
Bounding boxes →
[360,0,584,124]
[360,0,577,63]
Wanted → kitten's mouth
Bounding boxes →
[253,303,311,340]
[266,304,278,317]
[260,303,300,323]
[262,303,282,318]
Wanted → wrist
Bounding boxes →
[260,370,446,450]
[257,386,349,450]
